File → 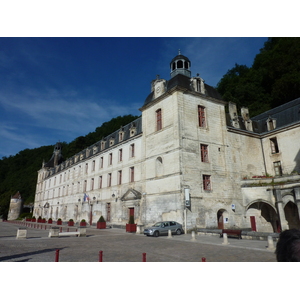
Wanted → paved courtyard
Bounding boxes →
[0,222,277,262]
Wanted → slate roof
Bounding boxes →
[142,74,223,107]
[45,117,142,177]
[44,145,64,168]
[251,97,300,133]
[226,97,300,134]
[170,54,191,64]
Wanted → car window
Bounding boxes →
[153,222,161,227]
[170,222,176,226]
[164,222,169,227]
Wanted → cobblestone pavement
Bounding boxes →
[0,222,277,262]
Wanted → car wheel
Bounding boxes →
[176,229,181,235]
[154,231,159,237]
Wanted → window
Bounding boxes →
[100,157,103,169]
[101,140,106,150]
[85,163,88,174]
[84,180,87,192]
[156,156,163,177]
[119,149,123,162]
[130,167,135,182]
[118,170,122,185]
[109,153,113,165]
[130,144,135,157]
[200,144,209,162]
[108,173,112,187]
[92,160,95,171]
[203,175,211,191]
[274,161,282,176]
[156,109,162,131]
[270,138,279,154]
[91,178,94,191]
[198,105,206,127]
[99,176,102,189]
[119,131,124,142]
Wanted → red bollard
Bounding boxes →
[99,251,103,262]
[55,249,60,262]
[201,257,206,262]
[142,253,146,262]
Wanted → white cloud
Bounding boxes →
[0,87,141,157]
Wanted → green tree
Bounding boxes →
[0,114,139,218]
[216,37,300,116]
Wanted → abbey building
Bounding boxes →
[33,53,300,233]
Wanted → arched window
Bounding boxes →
[177,60,183,68]
[172,62,176,71]
[156,157,163,177]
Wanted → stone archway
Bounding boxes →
[284,201,300,230]
[217,209,228,229]
[246,201,278,232]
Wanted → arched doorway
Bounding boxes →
[284,201,300,229]
[217,209,228,229]
[246,201,279,232]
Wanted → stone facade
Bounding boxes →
[33,52,300,233]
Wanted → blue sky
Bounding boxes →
[0,37,269,158]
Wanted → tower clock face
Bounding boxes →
[156,86,161,93]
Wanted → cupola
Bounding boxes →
[170,50,191,78]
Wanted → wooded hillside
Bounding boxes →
[0,114,138,218]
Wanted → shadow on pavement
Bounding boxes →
[0,247,67,262]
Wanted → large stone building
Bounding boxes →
[33,52,300,233]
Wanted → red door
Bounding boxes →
[250,216,257,231]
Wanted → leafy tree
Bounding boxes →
[216,37,300,116]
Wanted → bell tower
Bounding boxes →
[170,50,191,78]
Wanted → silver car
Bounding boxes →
[144,221,184,237]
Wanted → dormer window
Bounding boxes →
[101,140,106,151]
[109,137,115,146]
[266,116,276,131]
[119,129,124,142]
[130,122,137,137]
[93,146,98,154]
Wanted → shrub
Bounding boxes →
[128,215,134,224]
[98,216,105,222]
[81,219,86,222]
[69,219,74,222]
